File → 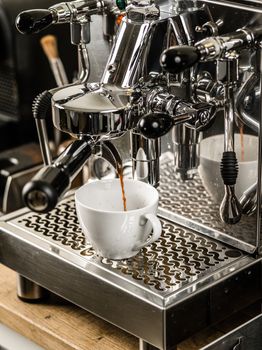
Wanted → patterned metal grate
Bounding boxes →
[12,197,243,293]
[159,161,257,246]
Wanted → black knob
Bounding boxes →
[138,113,173,139]
[160,46,201,74]
[15,9,54,35]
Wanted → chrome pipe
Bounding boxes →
[131,131,161,187]
[35,119,52,166]
[172,125,200,181]
[219,55,242,224]
[236,72,259,133]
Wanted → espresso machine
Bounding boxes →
[1,0,262,349]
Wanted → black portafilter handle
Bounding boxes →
[22,166,71,213]
[160,45,201,75]
[15,9,55,34]
[138,113,173,139]
[22,139,93,213]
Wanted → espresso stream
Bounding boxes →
[117,164,127,211]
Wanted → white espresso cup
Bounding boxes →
[75,179,162,260]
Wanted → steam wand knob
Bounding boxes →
[138,102,216,139]
[219,151,242,224]
[160,46,201,74]
[15,9,55,34]
[160,26,262,75]
[138,113,174,139]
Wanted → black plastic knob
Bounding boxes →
[160,46,201,74]
[138,113,173,139]
[220,151,239,186]
[15,9,54,35]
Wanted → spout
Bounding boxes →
[23,137,95,213]
[100,140,123,170]
[131,131,161,187]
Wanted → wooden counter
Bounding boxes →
[0,264,259,350]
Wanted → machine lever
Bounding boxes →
[160,46,201,75]
[15,9,55,34]
[138,113,173,139]
[161,26,262,74]
[138,101,216,139]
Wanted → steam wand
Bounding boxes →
[219,53,242,224]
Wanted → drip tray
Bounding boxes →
[0,196,261,349]
[9,197,245,295]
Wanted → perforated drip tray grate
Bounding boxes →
[9,196,244,296]
[158,156,257,249]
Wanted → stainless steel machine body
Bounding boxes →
[1,0,262,349]
[1,156,261,350]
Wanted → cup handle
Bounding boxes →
[134,213,162,250]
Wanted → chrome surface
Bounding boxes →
[52,83,132,137]
[131,131,161,186]
[8,196,244,295]
[1,153,262,348]
[35,119,52,166]
[220,185,242,225]
[100,16,164,88]
[240,182,257,216]
[70,20,91,46]
[195,27,262,61]
[132,157,160,186]
[50,0,105,24]
[256,44,262,254]
[126,1,160,22]
[0,189,260,349]
[236,72,259,133]
[219,55,242,225]
[77,43,90,82]
[172,125,200,181]
[158,154,257,253]
[17,275,47,301]
[199,0,262,12]
[9,0,262,348]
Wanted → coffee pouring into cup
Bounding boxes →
[75,179,162,260]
